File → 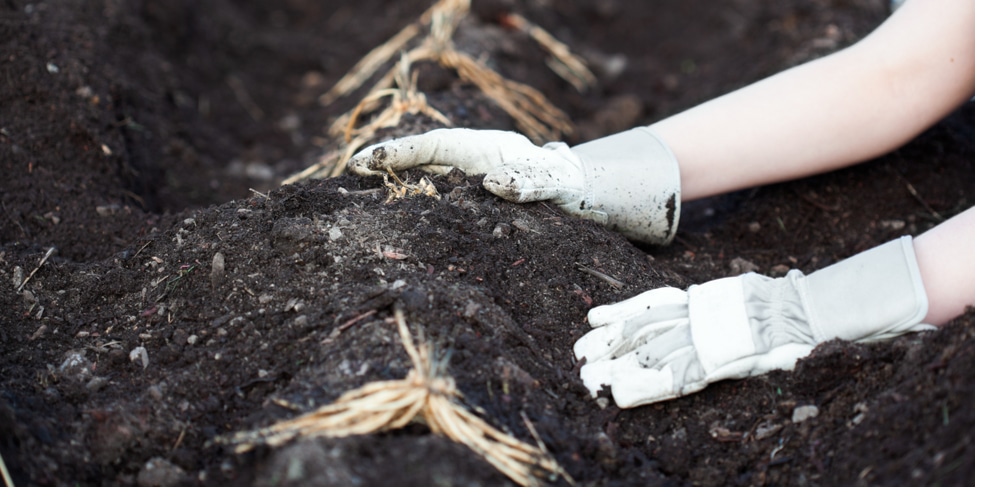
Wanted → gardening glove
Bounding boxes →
[574,236,935,408]
[347,127,682,245]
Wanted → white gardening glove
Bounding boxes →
[347,127,682,245]
[574,236,935,408]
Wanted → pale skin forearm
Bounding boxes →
[914,207,975,326]
[649,0,974,202]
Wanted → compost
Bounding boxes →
[0,0,973,486]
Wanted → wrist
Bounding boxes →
[802,236,932,343]
[569,127,682,245]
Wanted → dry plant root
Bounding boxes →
[382,168,441,204]
[283,54,451,183]
[284,0,594,184]
[0,449,13,487]
[224,308,573,487]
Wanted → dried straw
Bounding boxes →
[0,450,13,487]
[226,308,573,487]
[285,0,592,184]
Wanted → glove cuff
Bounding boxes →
[801,236,934,343]
[569,127,682,245]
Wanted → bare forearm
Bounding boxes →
[914,207,975,326]
[650,0,974,201]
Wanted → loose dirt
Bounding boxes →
[1,0,973,486]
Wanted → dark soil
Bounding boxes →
[1,0,974,487]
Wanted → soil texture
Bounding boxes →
[1,0,973,486]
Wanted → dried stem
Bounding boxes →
[576,263,625,290]
[0,450,13,487]
[224,307,572,486]
[502,13,596,93]
[16,246,56,293]
[286,0,590,183]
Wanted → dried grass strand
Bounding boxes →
[0,450,13,487]
[319,23,422,105]
[286,0,590,183]
[286,54,452,183]
[226,308,572,486]
[502,13,596,93]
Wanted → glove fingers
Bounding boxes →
[578,356,619,397]
[581,349,709,408]
[605,356,681,408]
[578,320,714,408]
[633,322,694,369]
[347,129,534,176]
[573,323,622,363]
[587,287,688,328]
[348,135,471,176]
[574,321,650,363]
[574,311,687,363]
[482,163,582,204]
[580,354,663,400]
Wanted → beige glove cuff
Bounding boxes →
[568,127,682,245]
[802,235,934,343]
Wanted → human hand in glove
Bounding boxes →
[347,127,682,245]
[574,236,935,408]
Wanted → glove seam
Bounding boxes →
[790,270,829,344]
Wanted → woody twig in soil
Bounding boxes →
[224,307,573,487]
[15,246,56,293]
[284,0,594,184]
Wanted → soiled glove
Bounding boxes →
[574,236,935,408]
[347,127,682,245]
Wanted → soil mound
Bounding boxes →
[1,0,973,486]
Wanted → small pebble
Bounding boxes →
[148,384,164,401]
[29,325,48,340]
[86,376,109,392]
[792,404,819,423]
[492,223,511,238]
[729,257,758,275]
[95,205,121,217]
[137,458,186,487]
[770,264,791,276]
[879,219,906,231]
[211,252,225,289]
[59,351,92,382]
[130,346,149,369]
[12,266,24,288]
